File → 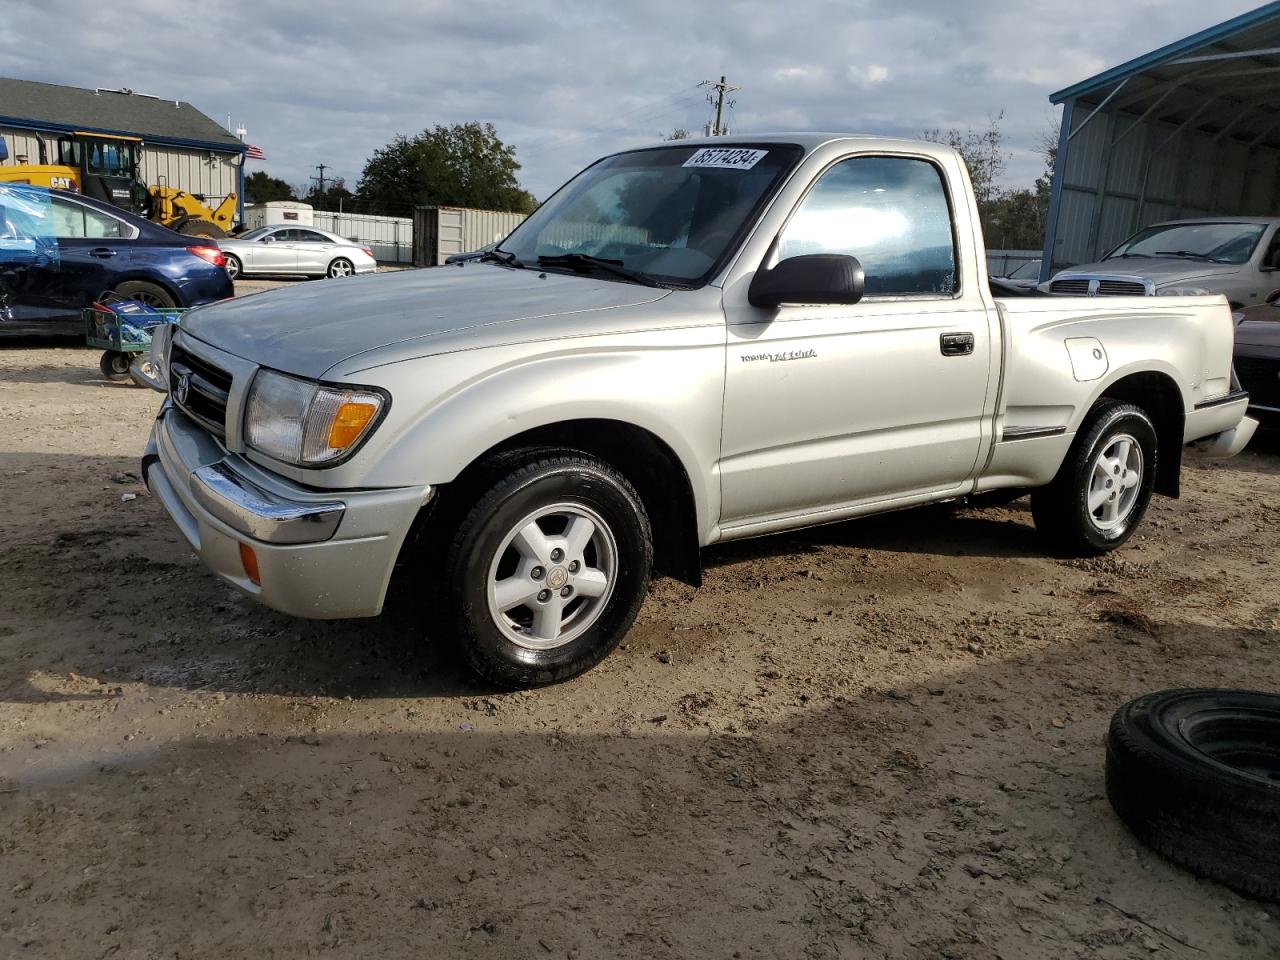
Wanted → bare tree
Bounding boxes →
[923,112,1009,208]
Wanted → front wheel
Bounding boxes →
[1031,399,1157,555]
[440,452,653,688]
[327,258,354,278]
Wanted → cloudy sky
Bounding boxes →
[0,0,1263,204]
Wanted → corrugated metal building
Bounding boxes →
[0,78,247,220]
[1042,3,1280,279]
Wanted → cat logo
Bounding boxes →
[50,176,76,191]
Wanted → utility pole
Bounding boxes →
[310,163,329,197]
[699,76,740,136]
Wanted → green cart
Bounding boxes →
[84,303,186,385]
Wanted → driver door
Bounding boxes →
[719,154,994,527]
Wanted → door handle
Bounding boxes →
[940,332,975,356]
[89,248,118,258]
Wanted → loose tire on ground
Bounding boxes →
[173,218,227,239]
[1106,689,1280,901]
[439,451,653,688]
[1031,399,1157,555]
[111,280,177,310]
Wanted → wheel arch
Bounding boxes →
[409,418,703,588]
[101,273,183,306]
[1096,369,1185,498]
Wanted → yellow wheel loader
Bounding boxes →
[0,131,236,238]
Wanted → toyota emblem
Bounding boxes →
[174,370,191,405]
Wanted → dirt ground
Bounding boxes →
[2,311,1279,958]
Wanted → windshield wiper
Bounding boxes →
[1109,252,1150,259]
[537,253,663,287]
[479,247,524,269]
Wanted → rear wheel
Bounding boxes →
[173,218,227,239]
[111,280,176,309]
[224,254,242,281]
[327,258,354,278]
[1031,400,1157,555]
[440,452,653,687]
[99,351,131,381]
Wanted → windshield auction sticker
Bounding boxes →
[683,147,769,170]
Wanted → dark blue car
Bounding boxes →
[0,183,233,336]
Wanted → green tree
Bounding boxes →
[357,123,536,217]
[244,171,296,203]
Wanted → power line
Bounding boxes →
[699,76,740,136]
[310,163,330,195]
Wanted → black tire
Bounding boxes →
[1106,689,1280,901]
[441,452,653,688]
[224,253,242,281]
[174,218,227,239]
[327,258,354,278]
[99,350,131,381]
[111,280,177,310]
[1030,399,1156,555]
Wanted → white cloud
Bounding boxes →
[847,64,890,86]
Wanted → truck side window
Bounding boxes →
[778,156,957,297]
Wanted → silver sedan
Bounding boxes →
[219,225,378,280]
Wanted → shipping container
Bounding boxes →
[413,206,528,266]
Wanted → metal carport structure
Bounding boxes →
[1040,2,1280,280]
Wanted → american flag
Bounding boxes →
[244,144,266,160]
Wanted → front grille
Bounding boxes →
[169,343,232,436]
[1096,279,1148,296]
[1050,279,1090,295]
[1234,356,1280,409]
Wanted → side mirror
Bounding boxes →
[748,254,865,309]
[261,235,274,243]
[1262,249,1280,272]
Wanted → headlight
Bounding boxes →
[150,322,174,384]
[1157,286,1212,297]
[244,369,387,466]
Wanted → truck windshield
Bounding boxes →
[1106,222,1266,265]
[497,143,803,286]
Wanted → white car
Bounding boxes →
[219,225,377,280]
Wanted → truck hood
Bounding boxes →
[180,265,669,378]
[1058,257,1241,286]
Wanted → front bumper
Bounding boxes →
[143,403,432,619]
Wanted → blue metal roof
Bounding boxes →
[1051,1,1280,103]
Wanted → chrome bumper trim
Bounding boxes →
[190,461,346,545]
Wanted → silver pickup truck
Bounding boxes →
[143,134,1256,687]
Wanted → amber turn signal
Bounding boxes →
[239,542,261,586]
[326,401,378,450]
